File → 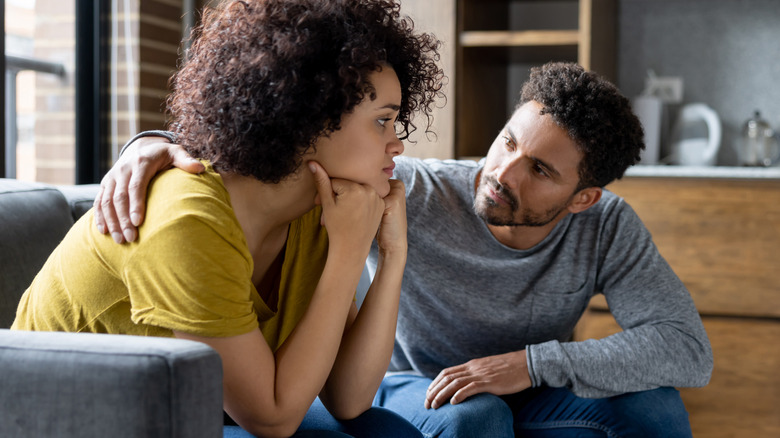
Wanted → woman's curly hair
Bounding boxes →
[518,62,645,189]
[167,0,444,183]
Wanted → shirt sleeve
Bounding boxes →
[123,212,260,338]
[527,199,713,398]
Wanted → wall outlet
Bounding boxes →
[645,76,684,104]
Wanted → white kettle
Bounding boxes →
[670,103,721,166]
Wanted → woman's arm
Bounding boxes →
[319,179,408,419]
[176,165,385,437]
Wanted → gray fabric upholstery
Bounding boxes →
[0,329,223,438]
[0,179,99,327]
[0,179,76,328]
[0,179,224,437]
[57,183,100,221]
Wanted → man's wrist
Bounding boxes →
[118,130,176,157]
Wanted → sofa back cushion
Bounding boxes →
[0,179,77,328]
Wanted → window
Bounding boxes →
[4,0,78,183]
[4,0,194,184]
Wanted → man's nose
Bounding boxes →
[495,157,523,188]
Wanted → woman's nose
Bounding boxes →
[388,135,404,156]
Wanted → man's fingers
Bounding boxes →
[426,370,471,409]
[450,382,480,405]
[428,377,469,409]
[126,160,157,228]
[93,186,107,234]
[170,144,205,174]
[112,175,134,242]
[98,178,125,243]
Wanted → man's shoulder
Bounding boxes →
[395,156,482,186]
[576,188,643,230]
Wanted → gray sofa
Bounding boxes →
[0,178,224,438]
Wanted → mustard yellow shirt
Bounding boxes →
[12,165,329,351]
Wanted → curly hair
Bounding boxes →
[518,62,644,189]
[166,0,444,183]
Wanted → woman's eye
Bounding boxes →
[378,118,391,127]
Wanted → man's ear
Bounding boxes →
[567,187,602,214]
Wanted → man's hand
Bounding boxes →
[94,136,204,243]
[425,350,531,409]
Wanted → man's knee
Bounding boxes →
[612,387,692,438]
[440,393,514,437]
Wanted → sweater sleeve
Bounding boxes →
[526,199,713,398]
[119,130,177,156]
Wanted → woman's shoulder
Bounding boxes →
[144,164,239,236]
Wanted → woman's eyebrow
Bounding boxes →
[375,103,401,111]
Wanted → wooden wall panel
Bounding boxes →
[576,176,780,437]
[605,177,780,318]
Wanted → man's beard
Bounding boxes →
[473,174,571,227]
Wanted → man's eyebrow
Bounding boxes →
[506,126,561,178]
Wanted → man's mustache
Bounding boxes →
[483,174,518,210]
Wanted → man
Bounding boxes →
[95,62,713,437]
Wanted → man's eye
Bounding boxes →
[533,163,549,178]
[502,135,515,150]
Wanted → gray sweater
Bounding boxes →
[368,157,713,398]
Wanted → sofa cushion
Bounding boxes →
[57,183,100,221]
[0,179,76,328]
[0,329,223,438]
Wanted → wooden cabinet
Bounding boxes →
[575,176,780,437]
[456,0,616,158]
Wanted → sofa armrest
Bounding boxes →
[0,329,223,438]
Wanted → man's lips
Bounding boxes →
[486,185,509,205]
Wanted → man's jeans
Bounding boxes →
[374,374,692,438]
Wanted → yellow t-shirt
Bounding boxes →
[12,165,329,352]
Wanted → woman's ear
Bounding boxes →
[567,187,602,214]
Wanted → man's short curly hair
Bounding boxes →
[167,0,444,183]
[518,62,645,189]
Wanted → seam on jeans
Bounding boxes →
[517,420,619,438]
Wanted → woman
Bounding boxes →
[12,1,443,437]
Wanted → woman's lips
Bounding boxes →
[383,162,396,177]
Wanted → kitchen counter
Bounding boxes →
[625,164,780,179]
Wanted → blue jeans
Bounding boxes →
[223,397,423,438]
[373,374,692,438]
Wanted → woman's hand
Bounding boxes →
[376,179,407,256]
[309,161,384,259]
[94,136,204,243]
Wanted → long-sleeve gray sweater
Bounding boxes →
[368,157,713,398]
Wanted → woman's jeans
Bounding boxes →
[223,396,423,438]
[373,374,693,438]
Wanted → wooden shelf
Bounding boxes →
[455,0,616,158]
[460,30,581,47]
